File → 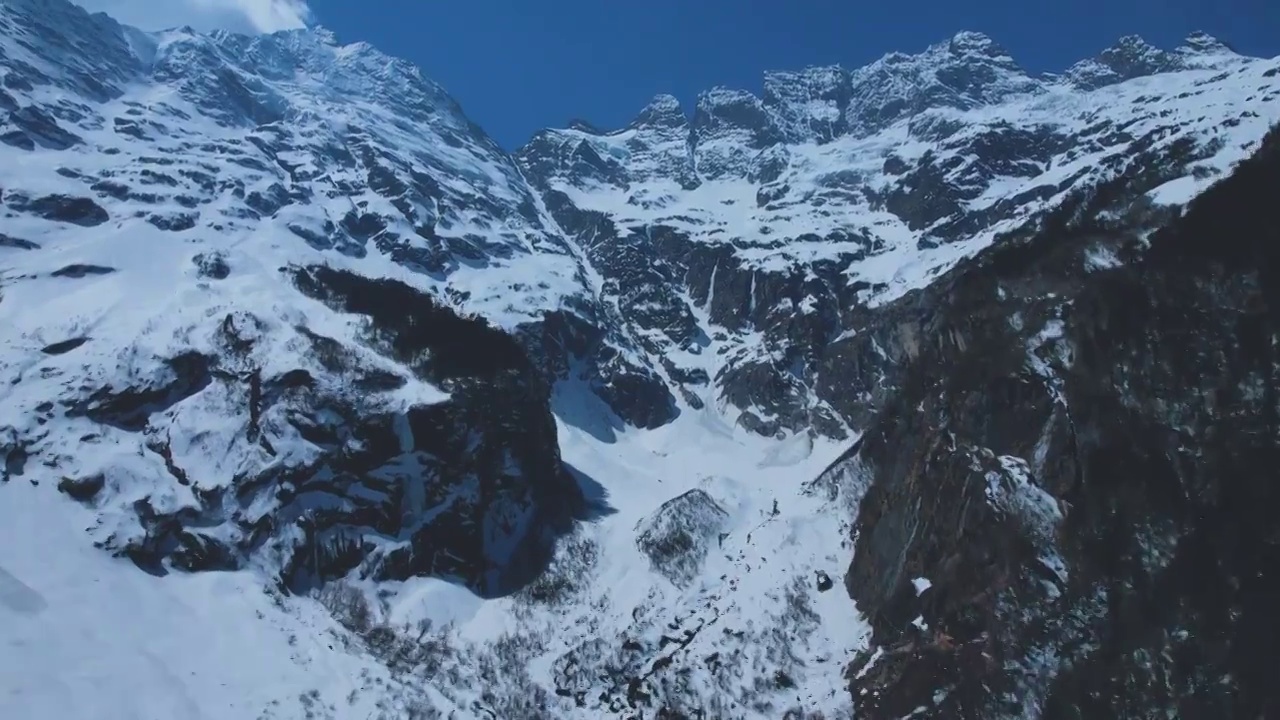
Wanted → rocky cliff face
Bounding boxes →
[826,125,1280,719]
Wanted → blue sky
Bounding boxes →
[77,0,1280,150]
[303,0,1279,149]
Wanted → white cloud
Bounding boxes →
[73,0,312,34]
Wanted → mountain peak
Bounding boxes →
[567,118,606,134]
[628,93,687,130]
[1113,33,1157,49]
[1180,30,1236,55]
[697,86,761,106]
[837,29,1037,135]
[915,29,1022,69]
[306,25,340,46]
[644,93,682,112]
[1065,34,1185,89]
[945,30,1006,57]
[693,86,775,135]
[1100,34,1173,69]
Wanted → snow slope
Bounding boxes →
[0,480,406,720]
[311,388,870,717]
[1,388,870,718]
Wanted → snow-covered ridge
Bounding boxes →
[518,30,1278,436]
[3,0,590,327]
[524,30,1271,251]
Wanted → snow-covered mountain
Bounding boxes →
[2,0,1278,717]
[1,0,612,605]
[519,29,1280,436]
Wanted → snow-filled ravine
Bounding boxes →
[2,389,869,719]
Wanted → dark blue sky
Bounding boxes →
[307,0,1278,149]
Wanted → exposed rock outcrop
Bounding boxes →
[87,266,588,596]
[636,489,728,586]
[831,125,1280,719]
